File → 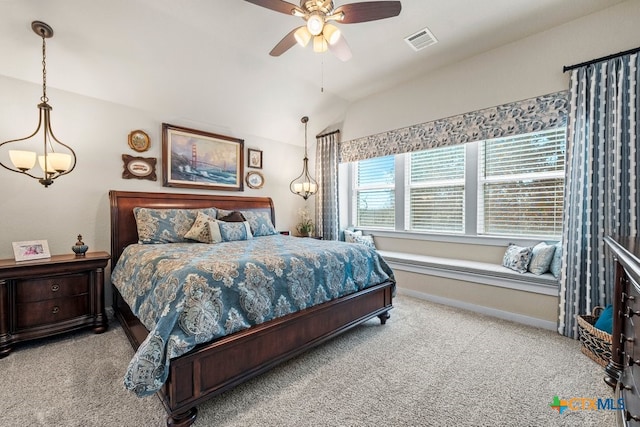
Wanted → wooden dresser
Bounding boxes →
[604,236,640,424]
[0,251,110,357]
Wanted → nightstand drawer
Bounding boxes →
[16,294,90,328]
[15,274,89,303]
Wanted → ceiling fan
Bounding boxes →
[245,0,402,61]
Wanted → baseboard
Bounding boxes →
[397,287,557,331]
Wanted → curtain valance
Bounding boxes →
[340,90,569,163]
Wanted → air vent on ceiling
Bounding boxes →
[404,27,437,51]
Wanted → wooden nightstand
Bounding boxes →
[0,251,110,357]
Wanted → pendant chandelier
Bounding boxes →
[0,21,76,187]
[289,116,318,200]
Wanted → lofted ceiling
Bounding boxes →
[0,0,625,146]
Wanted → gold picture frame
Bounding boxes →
[162,123,244,191]
[246,171,264,189]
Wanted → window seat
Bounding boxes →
[377,250,559,296]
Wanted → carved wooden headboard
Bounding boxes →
[109,190,275,267]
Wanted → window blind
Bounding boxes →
[478,128,566,237]
[407,145,465,233]
[354,156,395,228]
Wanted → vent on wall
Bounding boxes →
[404,27,437,51]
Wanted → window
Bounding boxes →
[353,156,395,228]
[349,127,566,239]
[407,145,465,233]
[478,129,565,237]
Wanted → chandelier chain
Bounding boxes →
[40,31,48,103]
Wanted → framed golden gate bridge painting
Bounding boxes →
[162,123,244,191]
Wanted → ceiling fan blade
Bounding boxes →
[334,1,402,24]
[269,27,301,57]
[244,0,302,16]
[329,36,352,62]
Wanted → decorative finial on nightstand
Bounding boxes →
[72,233,89,256]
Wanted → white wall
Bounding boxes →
[341,0,640,142]
[0,75,309,262]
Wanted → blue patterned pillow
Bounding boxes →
[549,241,562,278]
[528,242,556,275]
[241,210,277,237]
[134,207,218,244]
[502,244,533,274]
[218,221,253,242]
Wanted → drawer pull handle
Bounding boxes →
[626,306,640,317]
[627,411,640,422]
[52,306,59,314]
[51,284,60,292]
[621,334,635,344]
[628,356,640,366]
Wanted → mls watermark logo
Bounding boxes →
[550,395,624,414]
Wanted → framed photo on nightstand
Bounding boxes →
[12,240,51,262]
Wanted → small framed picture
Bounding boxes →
[245,171,265,189]
[12,240,51,262]
[122,154,157,181]
[248,148,263,169]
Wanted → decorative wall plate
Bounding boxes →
[128,130,151,152]
[246,171,264,189]
[122,154,157,181]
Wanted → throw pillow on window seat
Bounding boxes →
[502,244,533,274]
[549,241,562,278]
[344,229,376,249]
[528,242,556,275]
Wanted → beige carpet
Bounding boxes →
[0,295,615,426]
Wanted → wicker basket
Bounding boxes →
[577,306,612,367]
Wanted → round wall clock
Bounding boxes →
[128,130,151,152]
[246,171,265,189]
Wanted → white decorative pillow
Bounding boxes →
[184,211,222,243]
[528,242,556,275]
[344,229,363,243]
[502,244,533,274]
[344,229,375,249]
[353,235,376,249]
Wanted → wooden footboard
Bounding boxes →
[114,281,393,426]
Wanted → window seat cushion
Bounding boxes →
[377,250,558,287]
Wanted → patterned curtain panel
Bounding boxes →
[315,131,340,240]
[559,52,640,338]
[340,91,568,163]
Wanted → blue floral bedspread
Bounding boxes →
[110,234,394,397]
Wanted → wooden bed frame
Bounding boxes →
[109,190,394,427]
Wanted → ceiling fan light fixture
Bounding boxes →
[322,24,341,45]
[325,11,344,22]
[313,35,328,53]
[306,13,324,36]
[294,26,312,47]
